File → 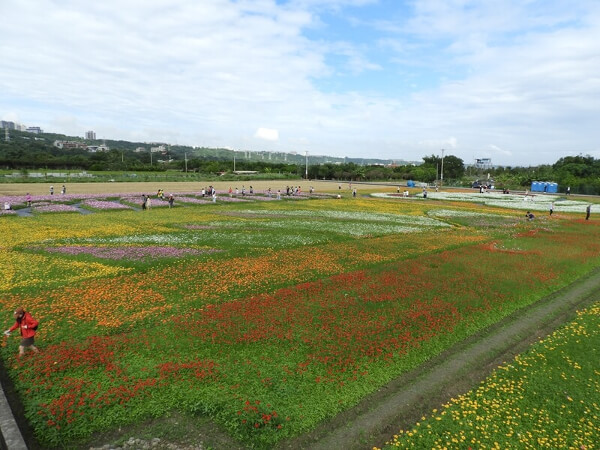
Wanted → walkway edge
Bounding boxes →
[0,379,27,450]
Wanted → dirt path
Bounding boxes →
[0,180,378,196]
[275,268,600,450]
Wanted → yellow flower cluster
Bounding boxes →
[383,302,600,449]
[0,250,127,292]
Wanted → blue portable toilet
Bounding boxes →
[531,181,558,193]
[407,180,415,187]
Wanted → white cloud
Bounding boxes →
[0,0,599,166]
[254,127,280,141]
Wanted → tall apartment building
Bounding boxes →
[26,126,44,134]
[85,130,96,140]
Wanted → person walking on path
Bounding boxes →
[49,185,54,195]
[4,307,39,358]
[586,204,591,220]
[168,194,174,208]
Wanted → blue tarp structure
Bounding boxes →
[406,180,415,187]
[531,181,558,193]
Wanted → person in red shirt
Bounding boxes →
[4,307,39,357]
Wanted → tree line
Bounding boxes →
[1,130,599,194]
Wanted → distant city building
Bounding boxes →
[86,144,110,153]
[53,140,88,150]
[134,147,146,153]
[150,144,166,153]
[2,121,29,131]
[26,126,43,134]
[85,130,96,140]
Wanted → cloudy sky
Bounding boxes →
[1,0,599,166]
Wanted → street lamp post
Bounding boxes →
[440,149,445,187]
[305,151,308,179]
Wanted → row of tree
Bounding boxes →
[1,130,599,194]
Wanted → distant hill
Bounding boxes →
[0,128,418,167]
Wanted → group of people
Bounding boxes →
[142,191,176,209]
[201,186,217,197]
[49,185,66,195]
[526,203,592,220]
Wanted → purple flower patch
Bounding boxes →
[176,197,213,204]
[82,200,133,210]
[33,204,80,213]
[215,196,251,202]
[39,245,221,261]
[122,197,171,207]
[247,195,282,201]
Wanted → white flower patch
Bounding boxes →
[373,191,592,213]
[233,209,449,228]
[428,209,499,219]
[77,230,326,248]
[81,234,196,245]
[226,219,424,236]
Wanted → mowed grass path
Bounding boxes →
[0,189,599,448]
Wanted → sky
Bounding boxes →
[1,0,600,166]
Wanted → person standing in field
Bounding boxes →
[168,194,174,208]
[586,204,591,220]
[550,202,554,216]
[4,307,39,358]
[49,185,54,195]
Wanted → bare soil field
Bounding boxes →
[0,180,394,196]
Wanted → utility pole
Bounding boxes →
[184,152,188,173]
[440,149,445,187]
[233,153,236,172]
[305,151,308,179]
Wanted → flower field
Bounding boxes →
[1,190,600,448]
[380,301,600,449]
